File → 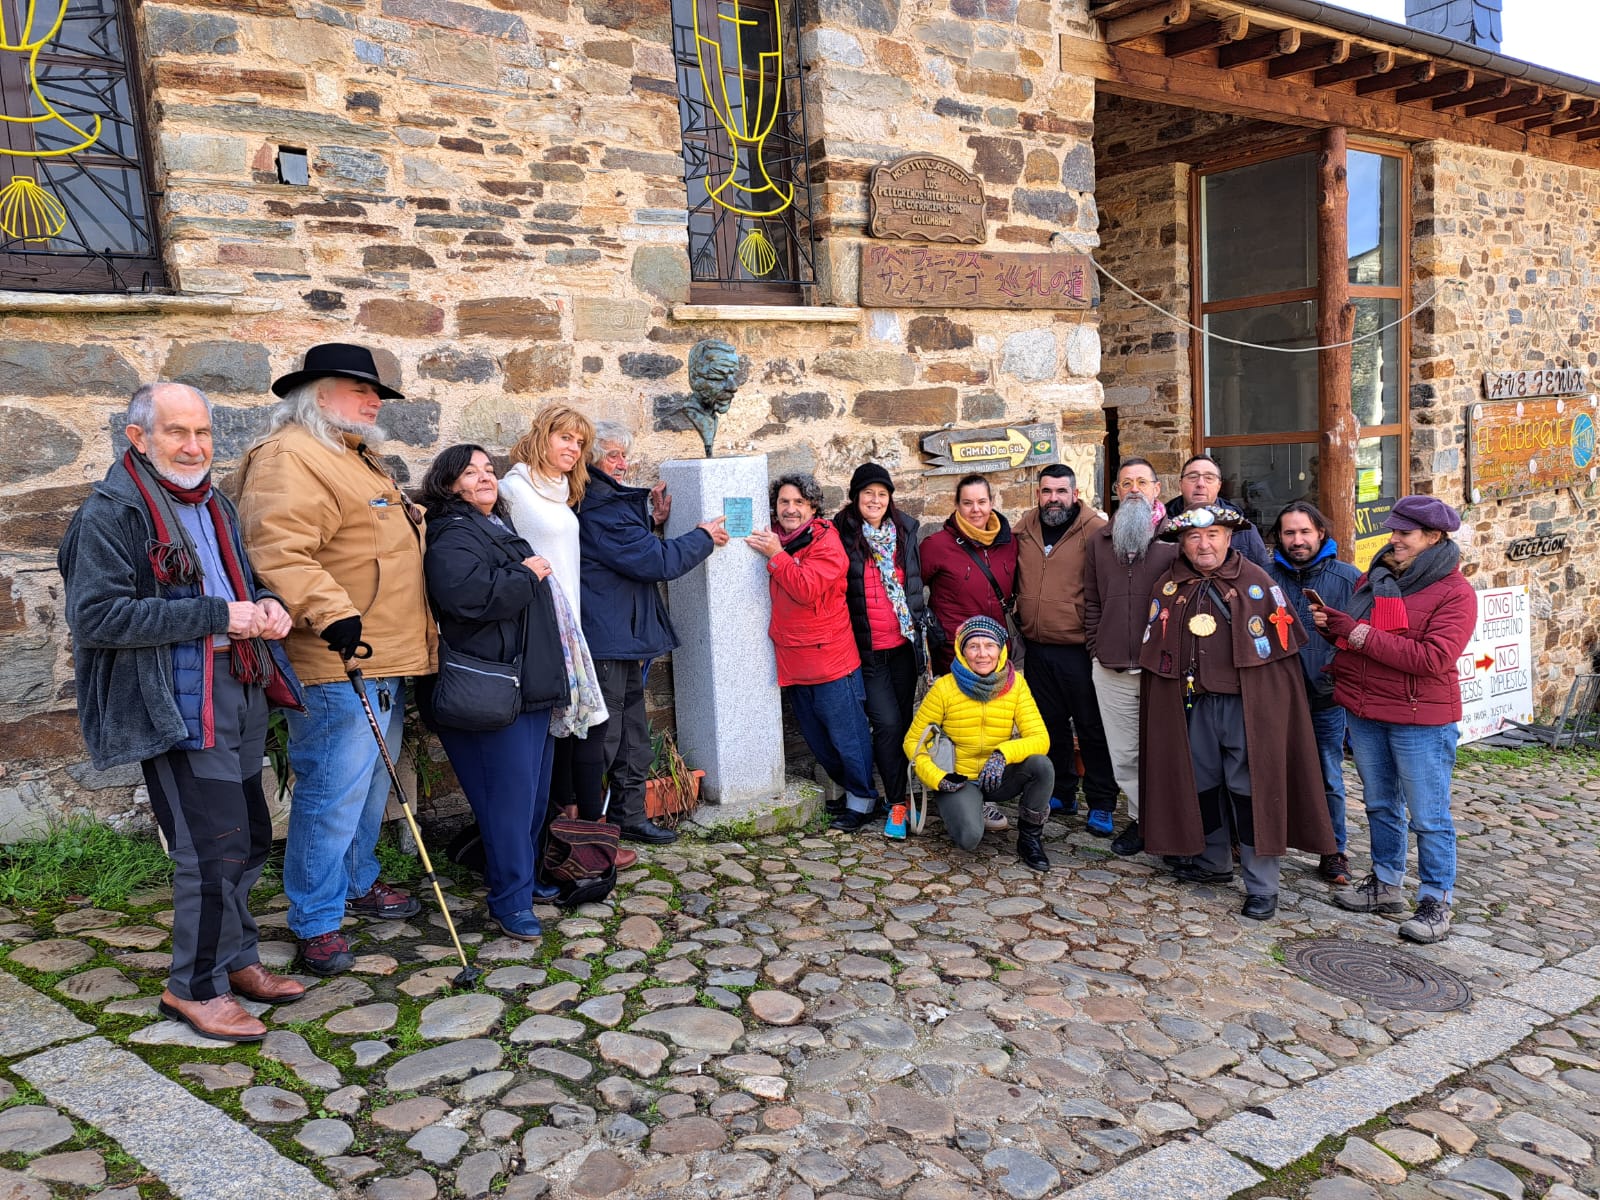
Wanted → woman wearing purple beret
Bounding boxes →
[1310,496,1475,944]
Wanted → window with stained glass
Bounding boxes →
[0,0,164,292]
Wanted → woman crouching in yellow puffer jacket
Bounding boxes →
[904,615,1054,871]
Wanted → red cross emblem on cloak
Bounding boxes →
[1269,605,1295,651]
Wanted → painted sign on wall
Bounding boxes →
[921,423,1059,475]
[861,245,1095,310]
[1467,395,1599,502]
[1483,367,1588,400]
[1457,586,1535,745]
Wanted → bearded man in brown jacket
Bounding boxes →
[238,344,437,977]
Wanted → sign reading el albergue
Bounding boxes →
[1467,377,1598,502]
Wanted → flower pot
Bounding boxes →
[645,769,704,821]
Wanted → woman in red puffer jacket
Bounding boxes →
[1311,495,1475,949]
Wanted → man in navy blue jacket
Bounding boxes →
[578,423,729,844]
[1267,500,1362,885]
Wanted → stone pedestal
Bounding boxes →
[660,455,784,805]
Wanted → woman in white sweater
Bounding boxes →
[501,404,631,866]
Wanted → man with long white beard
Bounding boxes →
[1084,458,1178,856]
[238,344,437,978]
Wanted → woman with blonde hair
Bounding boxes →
[501,404,627,867]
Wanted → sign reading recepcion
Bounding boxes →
[921,423,1059,476]
[868,154,987,244]
[1467,394,1599,502]
[861,245,1095,310]
[1456,585,1535,745]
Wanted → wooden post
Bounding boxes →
[1317,126,1357,560]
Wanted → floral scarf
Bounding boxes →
[861,518,915,641]
[546,573,607,739]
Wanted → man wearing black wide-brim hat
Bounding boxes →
[237,344,437,977]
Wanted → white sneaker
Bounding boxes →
[983,803,1009,831]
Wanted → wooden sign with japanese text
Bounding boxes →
[1467,395,1599,502]
[860,245,1095,310]
[868,154,986,244]
[921,423,1059,476]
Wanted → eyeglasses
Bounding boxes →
[1181,471,1221,482]
[1116,478,1156,492]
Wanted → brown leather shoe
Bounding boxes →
[228,962,306,1005]
[158,990,266,1043]
[614,847,639,870]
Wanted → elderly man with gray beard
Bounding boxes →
[1083,457,1178,857]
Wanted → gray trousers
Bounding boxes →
[1187,693,1280,898]
[938,754,1054,852]
[140,665,271,1001]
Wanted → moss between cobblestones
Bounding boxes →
[0,1068,179,1199]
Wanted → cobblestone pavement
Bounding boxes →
[2,749,1599,1200]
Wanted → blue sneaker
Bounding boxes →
[1086,809,1115,837]
[1050,794,1079,816]
[494,910,543,941]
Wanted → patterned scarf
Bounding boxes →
[951,646,1015,703]
[861,518,914,641]
[546,573,608,739]
[1346,538,1461,632]
[121,449,274,687]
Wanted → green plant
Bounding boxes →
[264,694,444,805]
[0,817,172,907]
[647,727,700,826]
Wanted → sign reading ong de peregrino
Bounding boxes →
[1466,394,1599,502]
[921,423,1059,476]
[860,245,1095,310]
[1456,586,1535,745]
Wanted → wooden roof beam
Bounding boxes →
[1164,14,1249,59]
[1495,94,1572,124]
[1576,125,1600,142]
[1314,50,1394,87]
[1266,38,1350,79]
[1355,60,1433,96]
[1394,69,1474,104]
[1462,85,1540,117]
[1218,27,1299,68]
[1103,0,1190,44]
[1549,101,1600,137]
[1089,0,1173,19]
[1433,76,1512,111]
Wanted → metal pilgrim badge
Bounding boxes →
[1162,581,1177,596]
[1188,613,1218,637]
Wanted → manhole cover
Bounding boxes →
[1283,937,1472,1012]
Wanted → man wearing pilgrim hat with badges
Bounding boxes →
[238,344,437,977]
[1136,504,1334,920]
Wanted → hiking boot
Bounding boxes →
[348,881,420,920]
[1017,823,1049,873]
[1086,809,1115,837]
[297,932,355,977]
[983,803,1009,831]
[1110,820,1144,857]
[1398,896,1452,944]
[1332,873,1408,914]
[1318,852,1351,885]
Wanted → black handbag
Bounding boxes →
[430,615,525,731]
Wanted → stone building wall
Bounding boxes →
[1410,140,1600,708]
[0,0,1107,834]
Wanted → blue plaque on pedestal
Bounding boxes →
[723,496,753,539]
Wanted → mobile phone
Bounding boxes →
[1302,587,1326,608]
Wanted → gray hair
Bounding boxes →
[770,472,824,514]
[590,420,634,464]
[266,379,373,452]
[127,381,212,431]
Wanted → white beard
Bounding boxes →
[1112,495,1155,561]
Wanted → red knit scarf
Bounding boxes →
[122,449,273,685]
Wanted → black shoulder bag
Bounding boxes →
[429,517,530,732]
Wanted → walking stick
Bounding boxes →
[343,647,482,988]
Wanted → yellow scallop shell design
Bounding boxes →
[0,176,68,243]
[737,228,777,277]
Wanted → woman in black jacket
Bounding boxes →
[833,463,930,820]
[420,444,565,941]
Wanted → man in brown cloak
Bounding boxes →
[1137,505,1334,920]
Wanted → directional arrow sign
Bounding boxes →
[1474,654,1493,672]
[921,421,1058,476]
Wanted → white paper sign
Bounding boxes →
[1456,585,1535,744]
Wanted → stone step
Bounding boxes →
[0,969,93,1058]
[15,1037,333,1200]
[681,774,826,839]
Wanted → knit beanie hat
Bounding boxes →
[848,462,895,500]
[956,614,1008,651]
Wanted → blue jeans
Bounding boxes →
[439,710,553,920]
[788,669,879,813]
[1347,715,1458,902]
[283,676,405,938]
[1311,705,1350,853]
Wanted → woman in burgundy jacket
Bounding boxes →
[918,474,1018,673]
[749,473,880,832]
[1312,496,1475,946]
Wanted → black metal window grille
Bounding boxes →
[671,0,815,302]
[0,0,164,293]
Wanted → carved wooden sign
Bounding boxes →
[1483,367,1589,400]
[1506,534,1568,561]
[868,154,986,244]
[921,422,1059,476]
[860,245,1095,310]
[1468,395,1599,502]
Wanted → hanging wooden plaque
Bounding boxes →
[860,244,1095,310]
[1467,395,1599,502]
[868,154,986,244]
